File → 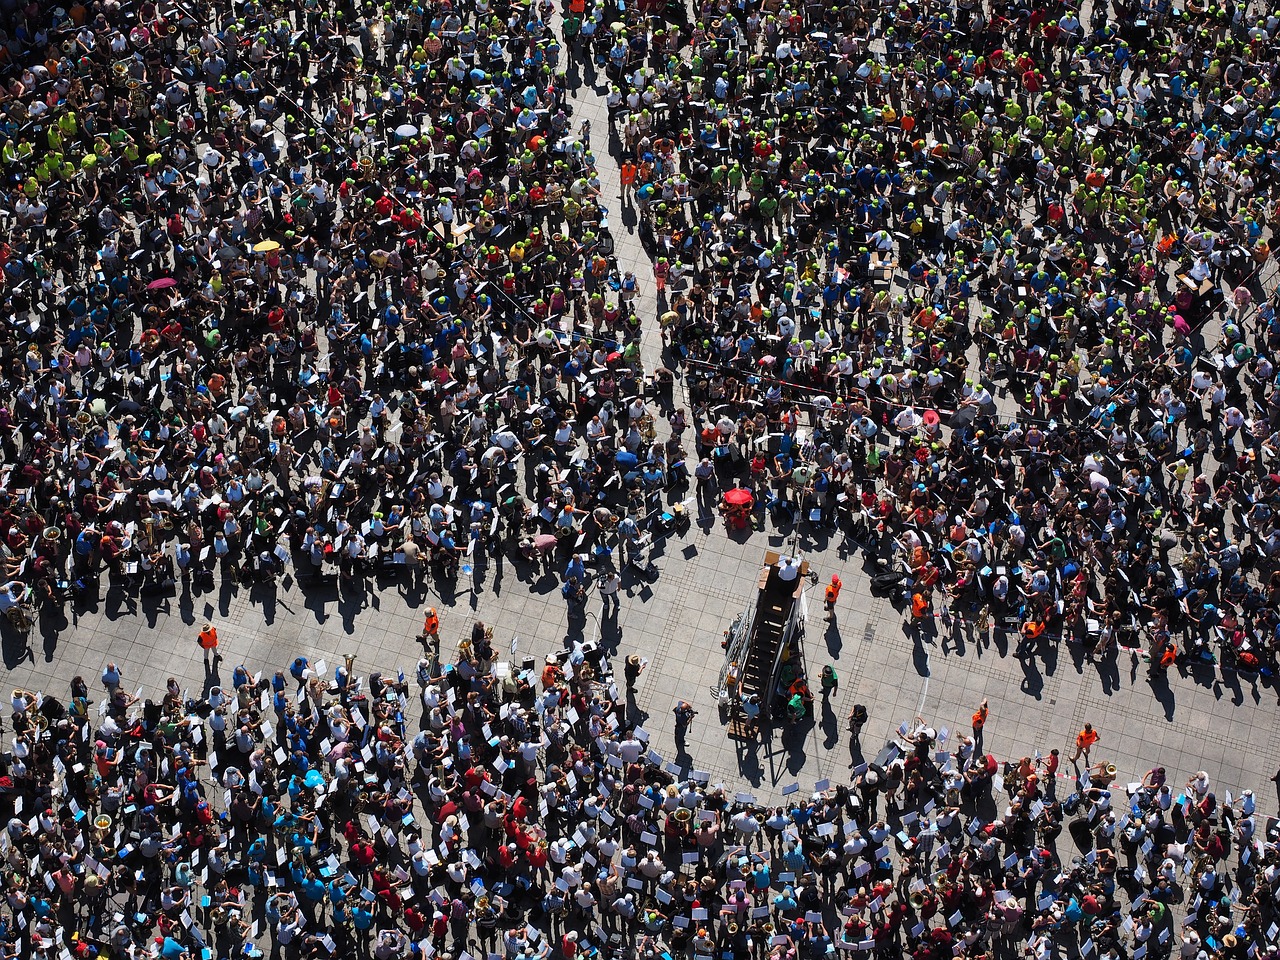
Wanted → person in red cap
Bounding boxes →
[824,574,842,621]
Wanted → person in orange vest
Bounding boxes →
[421,607,440,649]
[824,574,842,621]
[1018,617,1046,655]
[1070,723,1099,764]
[910,591,930,620]
[197,622,220,663]
[971,698,988,753]
[619,159,637,203]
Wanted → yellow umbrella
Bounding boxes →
[252,240,281,253]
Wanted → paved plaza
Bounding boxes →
[10,491,1280,812]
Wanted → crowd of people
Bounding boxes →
[4,637,1279,960]
[0,0,1275,678]
[1,0,1280,954]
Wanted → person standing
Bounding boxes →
[971,698,989,753]
[421,607,440,649]
[1041,749,1061,799]
[197,622,220,664]
[824,574,842,621]
[599,571,621,614]
[1070,723,1099,764]
[619,158,637,203]
[820,665,839,698]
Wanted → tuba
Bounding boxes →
[910,891,927,909]
[640,414,657,442]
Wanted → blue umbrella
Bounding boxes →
[615,451,638,467]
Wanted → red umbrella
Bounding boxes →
[147,278,178,290]
[724,488,753,507]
